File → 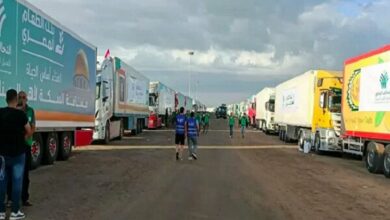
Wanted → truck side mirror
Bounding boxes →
[317,79,323,87]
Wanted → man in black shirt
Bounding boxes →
[0,89,31,220]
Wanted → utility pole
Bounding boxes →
[188,51,194,98]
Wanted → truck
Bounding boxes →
[94,57,149,144]
[341,45,390,177]
[216,104,227,119]
[175,92,185,112]
[275,70,343,153]
[0,0,97,168]
[255,88,277,133]
[148,81,175,129]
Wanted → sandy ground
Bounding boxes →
[21,118,390,220]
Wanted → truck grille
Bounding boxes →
[331,113,342,137]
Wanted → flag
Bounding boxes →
[104,49,110,58]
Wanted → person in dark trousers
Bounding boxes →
[175,107,186,160]
[0,89,32,220]
[186,112,199,160]
[202,112,210,134]
[228,112,235,138]
[240,113,249,138]
[7,91,35,207]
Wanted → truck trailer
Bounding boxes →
[94,57,149,144]
[275,70,343,153]
[341,45,390,177]
[0,0,97,168]
[148,81,175,129]
[255,88,277,133]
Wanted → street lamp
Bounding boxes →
[188,51,194,98]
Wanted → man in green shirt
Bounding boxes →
[240,113,249,138]
[202,113,210,134]
[228,112,235,138]
[195,112,201,125]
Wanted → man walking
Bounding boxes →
[228,112,235,138]
[175,107,186,161]
[202,112,210,134]
[7,91,34,207]
[0,89,32,220]
[240,113,249,138]
[186,112,199,160]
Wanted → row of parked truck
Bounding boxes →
[0,0,205,169]
[229,45,390,178]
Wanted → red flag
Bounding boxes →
[104,49,110,58]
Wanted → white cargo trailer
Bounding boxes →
[275,71,315,141]
[255,88,276,133]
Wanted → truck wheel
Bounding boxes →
[43,132,59,165]
[314,133,322,155]
[298,131,304,150]
[58,132,73,161]
[365,142,384,174]
[279,130,283,141]
[384,145,390,178]
[104,122,110,144]
[261,121,266,132]
[31,133,43,170]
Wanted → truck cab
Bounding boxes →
[309,75,343,153]
[263,96,276,133]
[94,59,116,143]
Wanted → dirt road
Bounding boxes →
[25,119,390,220]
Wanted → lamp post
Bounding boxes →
[188,51,194,98]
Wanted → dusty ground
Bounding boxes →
[23,118,390,220]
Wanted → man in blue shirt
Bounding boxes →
[175,107,186,161]
[186,112,199,160]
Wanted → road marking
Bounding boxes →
[75,145,297,151]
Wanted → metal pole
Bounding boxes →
[188,51,194,98]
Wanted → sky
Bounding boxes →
[28,0,389,107]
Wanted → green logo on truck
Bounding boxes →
[380,71,388,90]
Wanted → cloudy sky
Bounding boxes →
[29,0,389,107]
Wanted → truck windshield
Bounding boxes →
[96,82,101,100]
[328,95,341,113]
[269,100,275,112]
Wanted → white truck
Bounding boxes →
[255,88,276,133]
[148,81,175,128]
[94,57,150,144]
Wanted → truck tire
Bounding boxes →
[314,133,322,155]
[31,133,43,170]
[298,131,304,150]
[43,132,59,165]
[365,142,384,174]
[104,122,110,144]
[58,132,73,161]
[384,145,390,178]
[261,121,266,132]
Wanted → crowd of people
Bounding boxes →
[0,89,35,220]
